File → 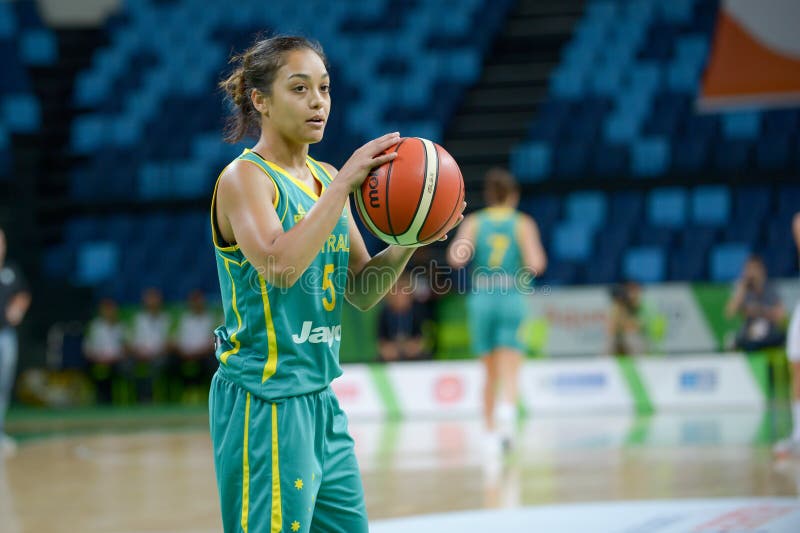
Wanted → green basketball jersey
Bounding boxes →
[471,207,524,290]
[211,149,350,401]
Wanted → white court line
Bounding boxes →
[370,499,800,533]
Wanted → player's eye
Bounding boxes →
[293,85,306,93]
[320,84,330,93]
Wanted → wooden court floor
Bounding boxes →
[1,411,798,533]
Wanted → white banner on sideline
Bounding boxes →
[332,364,386,419]
[519,359,634,414]
[635,353,765,411]
[384,361,483,418]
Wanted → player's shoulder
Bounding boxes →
[516,210,536,226]
[218,158,272,189]
[216,158,277,205]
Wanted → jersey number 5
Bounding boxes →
[322,263,336,311]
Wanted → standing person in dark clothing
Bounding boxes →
[0,228,31,457]
[377,272,428,362]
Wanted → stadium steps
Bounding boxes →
[24,28,107,242]
[442,0,584,198]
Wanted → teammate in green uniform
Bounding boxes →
[447,168,546,453]
[210,36,463,533]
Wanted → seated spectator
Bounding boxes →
[377,273,429,362]
[173,290,216,396]
[726,255,786,351]
[83,298,126,404]
[129,288,170,402]
[608,281,647,356]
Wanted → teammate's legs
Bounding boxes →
[468,293,499,433]
[482,352,500,432]
[493,294,528,447]
[309,389,368,533]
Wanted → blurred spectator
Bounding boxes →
[608,281,647,356]
[129,288,170,402]
[377,273,429,362]
[83,298,126,404]
[0,228,31,457]
[172,290,216,398]
[725,255,786,351]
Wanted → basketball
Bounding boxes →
[354,137,465,247]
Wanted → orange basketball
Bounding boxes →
[354,137,464,246]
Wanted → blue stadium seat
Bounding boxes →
[603,112,640,143]
[710,243,750,282]
[553,222,594,261]
[631,137,669,177]
[674,33,709,63]
[623,246,665,283]
[722,111,761,140]
[565,191,606,228]
[20,28,57,65]
[648,187,687,227]
[511,142,551,182]
[661,0,694,22]
[2,93,40,132]
[0,3,17,38]
[75,241,119,285]
[691,186,730,226]
[71,115,108,153]
[666,62,700,92]
[551,67,585,99]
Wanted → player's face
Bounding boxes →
[266,49,330,144]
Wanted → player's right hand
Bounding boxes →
[336,132,400,192]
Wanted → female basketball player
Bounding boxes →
[447,168,546,454]
[210,36,463,533]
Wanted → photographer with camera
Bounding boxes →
[725,255,785,351]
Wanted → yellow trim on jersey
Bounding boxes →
[211,163,240,252]
[219,257,242,365]
[485,206,514,221]
[307,156,334,183]
[270,403,282,533]
[239,155,281,210]
[259,276,279,383]
[216,250,249,267]
[305,162,329,197]
[249,150,326,201]
[241,392,252,533]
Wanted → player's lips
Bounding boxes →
[306,116,326,126]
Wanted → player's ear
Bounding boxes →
[251,88,270,117]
